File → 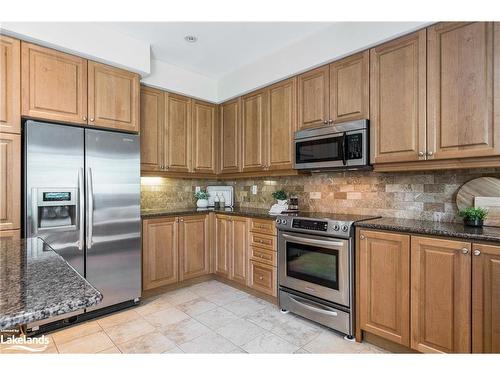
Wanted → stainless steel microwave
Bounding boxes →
[294,119,369,171]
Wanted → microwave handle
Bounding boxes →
[341,132,347,166]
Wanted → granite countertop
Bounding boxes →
[355,217,500,242]
[0,237,102,330]
[141,207,278,220]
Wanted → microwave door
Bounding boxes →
[294,133,345,169]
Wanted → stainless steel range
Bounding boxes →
[275,212,378,338]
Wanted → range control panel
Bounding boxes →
[275,215,354,238]
[291,219,328,232]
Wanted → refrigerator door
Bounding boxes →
[85,129,141,309]
[25,121,85,276]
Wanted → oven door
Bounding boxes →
[278,231,350,307]
[294,132,345,169]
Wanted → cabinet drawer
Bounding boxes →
[250,218,276,235]
[250,233,276,250]
[250,246,277,266]
[250,260,277,297]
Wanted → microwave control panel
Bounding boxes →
[346,133,363,160]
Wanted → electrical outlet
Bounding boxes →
[251,185,258,195]
[195,186,201,193]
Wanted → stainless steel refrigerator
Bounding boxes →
[24,120,141,329]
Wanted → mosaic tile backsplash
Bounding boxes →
[141,168,500,223]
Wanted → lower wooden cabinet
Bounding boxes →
[230,216,249,285]
[249,260,277,297]
[215,214,231,278]
[178,215,210,281]
[0,229,21,240]
[0,133,21,231]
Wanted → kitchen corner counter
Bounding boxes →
[141,207,278,220]
[0,238,102,330]
[355,217,500,243]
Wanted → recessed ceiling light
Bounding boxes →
[184,35,198,43]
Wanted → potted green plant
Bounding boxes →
[458,207,488,227]
[272,190,288,206]
[195,190,209,208]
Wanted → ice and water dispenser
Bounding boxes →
[31,188,79,234]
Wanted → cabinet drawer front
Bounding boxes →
[250,218,276,235]
[250,246,277,266]
[250,260,277,297]
[250,233,276,250]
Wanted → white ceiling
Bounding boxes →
[102,22,334,79]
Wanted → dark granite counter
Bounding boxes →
[141,207,278,220]
[0,238,102,330]
[355,217,500,243]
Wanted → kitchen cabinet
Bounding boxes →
[21,42,88,125]
[142,217,179,290]
[88,61,140,133]
[0,133,20,231]
[297,65,330,129]
[219,99,240,174]
[357,229,410,346]
[370,30,427,164]
[164,93,191,172]
[267,78,297,171]
[427,22,500,160]
[215,214,232,277]
[248,218,277,297]
[178,215,210,281]
[230,216,249,285]
[192,100,217,174]
[0,35,20,134]
[0,229,21,240]
[249,260,277,297]
[472,243,500,353]
[140,86,164,171]
[411,236,471,353]
[330,51,369,123]
[241,90,267,172]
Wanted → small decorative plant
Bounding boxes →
[272,190,288,205]
[458,207,488,227]
[195,190,209,208]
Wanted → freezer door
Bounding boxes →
[85,129,141,309]
[25,121,85,276]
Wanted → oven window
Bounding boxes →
[286,242,339,290]
[295,136,343,164]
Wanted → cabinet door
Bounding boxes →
[0,133,21,231]
[21,42,87,125]
[230,216,248,285]
[219,99,240,173]
[297,65,329,129]
[370,30,426,164]
[142,217,178,290]
[249,260,277,297]
[472,243,500,353]
[241,89,267,172]
[358,230,410,346]
[88,61,140,133]
[330,51,369,123]
[427,22,500,159]
[0,35,20,134]
[215,215,231,278]
[178,215,209,281]
[140,86,164,171]
[0,229,21,240]
[411,236,471,353]
[165,93,191,172]
[192,100,216,174]
[268,78,297,170]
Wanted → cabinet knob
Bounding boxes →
[360,234,365,240]
[473,249,481,256]
[461,247,469,255]
[323,120,328,124]
[180,218,184,222]
[418,151,425,157]
[427,151,434,157]
[328,119,333,124]
[90,118,95,122]
[82,116,87,121]
[258,276,264,280]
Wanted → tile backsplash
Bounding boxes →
[141,168,500,223]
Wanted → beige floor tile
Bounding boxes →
[223,296,268,317]
[52,321,102,346]
[162,345,184,353]
[270,316,322,347]
[215,318,266,346]
[97,346,122,354]
[160,288,199,306]
[161,318,212,345]
[179,332,239,354]
[194,307,239,330]
[294,348,310,354]
[97,309,142,330]
[203,289,248,306]
[186,280,227,296]
[244,305,296,331]
[177,297,217,317]
[142,307,190,329]
[302,330,380,353]
[57,331,115,354]
[117,332,177,354]
[242,332,300,354]
[134,298,173,317]
[104,318,156,345]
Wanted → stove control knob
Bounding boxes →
[333,224,340,231]
[341,225,349,232]
[281,219,287,225]
[275,218,281,224]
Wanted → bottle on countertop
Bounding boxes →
[219,193,225,208]
[214,194,220,209]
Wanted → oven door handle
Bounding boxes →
[281,233,345,248]
[288,295,338,317]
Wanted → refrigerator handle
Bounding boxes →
[78,168,84,251]
[86,167,94,249]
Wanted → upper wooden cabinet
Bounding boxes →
[0,133,21,231]
[241,89,267,172]
[178,215,210,281]
[267,78,297,171]
[140,86,164,172]
[298,65,330,129]
[165,93,191,172]
[411,235,471,353]
[472,243,500,353]
[21,42,88,125]
[88,61,140,133]
[370,30,427,164]
[192,100,217,174]
[219,99,240,174]
[427,22,500,160]
[0,35,20,134]
[330,51,369,123]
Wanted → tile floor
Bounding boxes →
[0,280,387,354]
